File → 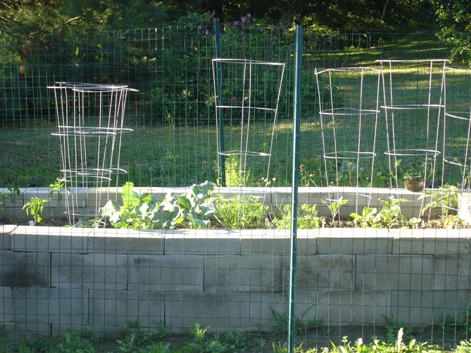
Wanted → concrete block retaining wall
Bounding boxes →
[1,224,471,337]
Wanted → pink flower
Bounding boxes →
[232,96,237,102]
[241,16,247,23]
[233,21,240,25]
[197,25,203,30]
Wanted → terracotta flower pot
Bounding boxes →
[404,178,425,192]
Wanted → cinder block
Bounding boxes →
[0,250,49,287]
[0,187,26,208]
[12,287,87,326]
[271,187,291,207]
[51,253,128,290]
[391,229,470,255]
[1,187,26,219]
[317,290,391,325]
[240,229,290,255]
[165,229,240,255]
[390,290,471,325]
[88,228,164,255]
[88,289,164,329]
[127,255,204,292]
[317,228,392,254]
[204,254,280,292]
[0,225,15,250]
[86,187,123,209]
[0,287,13,322]
[284,254,355,292]
[164,291,285,333]
[433,256,471,290]
[24,187,87,211]
[8,322,52,338]
[296,231,318,256]
[12,226,90,252]
[356,254,433,291]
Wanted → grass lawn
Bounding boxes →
[1,34,463,190]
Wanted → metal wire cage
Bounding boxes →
[377,59,448,193]
[48,82,137,224]
[212,59,285,187]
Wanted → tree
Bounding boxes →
[433,0,471,66]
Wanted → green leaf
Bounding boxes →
[122,182,141,209]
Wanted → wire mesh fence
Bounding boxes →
[2,23,471,351]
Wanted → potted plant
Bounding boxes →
[395,159,427,192]
[402,168,425,192]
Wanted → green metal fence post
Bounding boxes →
[288,24,303,353]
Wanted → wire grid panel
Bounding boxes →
[314,67,381,212]
[212,59,285,187]
[377,59,448,191]
[48,82,136,223]
[443,66,471,188]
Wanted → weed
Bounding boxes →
[270,306,324,336]
[438,313,458,336]
[215,195,269,229]
[274,203,324,229]
[381,314,411,343]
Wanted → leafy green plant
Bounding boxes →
[219,156,249,187]
[270,306,323,336]
[420,185,459,217]
[49,178,69,205]
[350,206,381,228]
[419,185,466,229]
[274,203,324,229]
[0,184,20,219]
[215,195,269,229]
[23,196,51,224]
[101,181,216,230]
[382,314,411,343]
[321,196,348,223]
[378,196,408,228]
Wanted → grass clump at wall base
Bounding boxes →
[1,326,467,353]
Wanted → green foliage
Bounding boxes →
[420,185,459,217]
[378,196,408,228]
[101,181,216,230]
[419,185,466,229]
[23,196,51,224]
[274,203,324,229]
[215,195,269,229]
[350,207,381,228]
[456,340,471,353]
[0,184,20,219]
[321,197,348,222]
[382,315,412,343]
[270,306,324,336]
[182,322,247,353]
[434,0,471,66]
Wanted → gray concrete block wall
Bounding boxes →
[1,225,471,337]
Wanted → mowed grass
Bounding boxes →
[2,36,465,189]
